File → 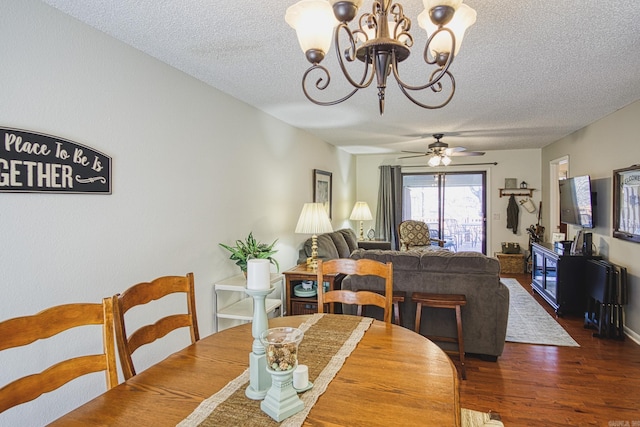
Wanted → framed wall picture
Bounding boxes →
[313,169,332,219]
[504,178,518,189]
[613,165,640,243]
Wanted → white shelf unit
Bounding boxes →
[213,272,284,332]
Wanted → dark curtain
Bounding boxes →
[375,165,403,250]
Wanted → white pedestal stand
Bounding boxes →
[260,366,304,422]
[244,287,273,400]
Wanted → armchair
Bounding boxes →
[398,220,445,251]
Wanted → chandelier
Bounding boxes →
[285,0,476,115]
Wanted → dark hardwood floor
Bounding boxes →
[459,273,640,427]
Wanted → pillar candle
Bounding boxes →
[247,259,271,290]
[293,364,308,389]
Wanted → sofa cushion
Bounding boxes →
[314,234,340,260]
[337,229,359,253]
[351,249,499,275]
[419,250,500,275]
[329,232,352,258]
[299,229,358,263]
[350,249,421,270]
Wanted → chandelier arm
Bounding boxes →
[334,23,375,90]
[358,8,377,38]
[395,66,457,109]
[301,64,363,106]
[423,27,456,67]
[391,35,454,93]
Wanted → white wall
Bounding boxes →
[0,1,355,425]
[541,100,640,341]
[355,149,542,255]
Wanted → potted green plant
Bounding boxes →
[219,232,279,274]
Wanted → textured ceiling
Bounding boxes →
[40,0,640,156]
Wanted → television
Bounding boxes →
[559,175,596,228]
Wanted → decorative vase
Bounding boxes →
[259,327,305,422]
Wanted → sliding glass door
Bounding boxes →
[402,171,487,254]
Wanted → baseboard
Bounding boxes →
[624,325,640,345]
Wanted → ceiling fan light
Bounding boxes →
[428,155,441,167]
[286,0,337,58]
[419,3,476,56]
[441,155,452,166]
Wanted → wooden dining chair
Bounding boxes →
[316,258,394,324]
[113,273,200,380]
[0,298,118,414]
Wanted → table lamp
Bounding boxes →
[295,202,332,270]
[349,201,373,241]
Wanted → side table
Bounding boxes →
[283,264,343,316]
[213,272,284,332]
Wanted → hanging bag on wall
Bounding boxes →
[519,198,536,213]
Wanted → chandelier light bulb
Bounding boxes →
[441,155,452,166]
[285,0,337,63]
[418,3,477,58]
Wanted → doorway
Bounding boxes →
[402,171,487,254]
[549,156,569,240]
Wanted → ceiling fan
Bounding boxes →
[399,133,485,166]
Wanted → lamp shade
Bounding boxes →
[295,203,333,234]
[285,0,336,55]
[418,3,477,57]
[349,202,373,221]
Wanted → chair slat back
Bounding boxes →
[0,298,118,413]
[317,259,393,324]
[113,273,199,380]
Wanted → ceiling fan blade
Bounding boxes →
[444,146,466,154]
[449,151,485,157]
[401,150,427,154]
[398,153,429,159]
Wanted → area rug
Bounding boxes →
[501,278,579,347]
[462,408,504,426]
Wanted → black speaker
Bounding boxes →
[583,232,593,256]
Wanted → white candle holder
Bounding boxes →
[244,287,274,400]
[259,327,305,421]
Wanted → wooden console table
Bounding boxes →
[283,264,343,316]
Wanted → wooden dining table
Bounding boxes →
[49,315,460,426]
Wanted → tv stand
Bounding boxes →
[530,242,595,316]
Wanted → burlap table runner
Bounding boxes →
[177,314,373,427]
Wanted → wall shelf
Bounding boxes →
[499,188,535,198]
